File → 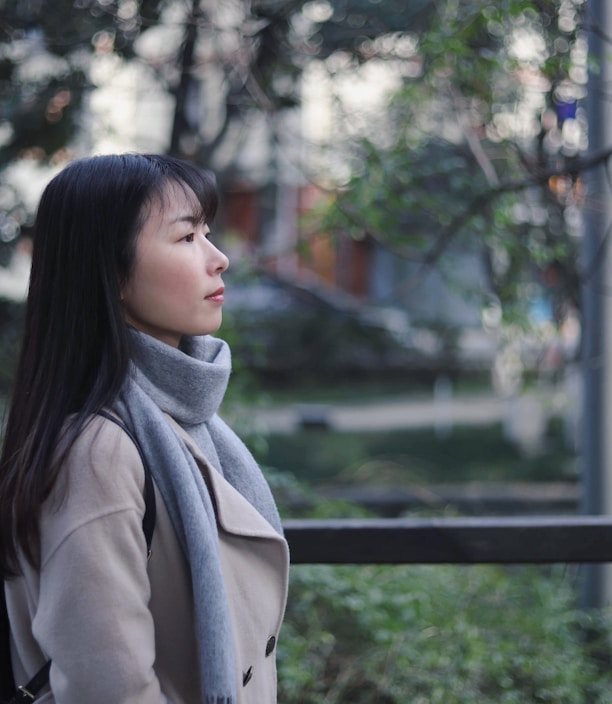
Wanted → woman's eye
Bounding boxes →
[183,233,195,243]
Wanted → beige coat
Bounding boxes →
[5,414,289,703]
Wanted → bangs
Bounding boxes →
[154,178,209,225]
[150,156,218,224]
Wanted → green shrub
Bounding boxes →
[264,455,610,703]
[278,563,612,703]
[261,421,576,487]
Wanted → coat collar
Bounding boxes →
[164,414,282,541]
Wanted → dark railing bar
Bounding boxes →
[283,516,612,565]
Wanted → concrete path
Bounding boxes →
[250,387,572,439]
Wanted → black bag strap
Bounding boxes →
[98,411,156,556]
[9,661,50,704]
[0,586,15,701]
[2,412,155,704]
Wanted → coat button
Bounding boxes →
[242,666,253,687]
[265,635,276,657]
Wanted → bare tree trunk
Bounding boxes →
[169,0,200,157]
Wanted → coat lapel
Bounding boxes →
[163,414,282,540]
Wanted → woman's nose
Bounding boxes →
[213,245,229,273]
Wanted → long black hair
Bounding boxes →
[0,153,218,577]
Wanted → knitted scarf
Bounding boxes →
[112,330,283,704]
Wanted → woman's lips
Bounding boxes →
[205,287,225,302]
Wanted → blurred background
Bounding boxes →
[0,0,587,506]
[3,1,612,702]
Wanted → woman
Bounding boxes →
[0,153,289,703]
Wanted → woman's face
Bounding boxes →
[121,181,229,347]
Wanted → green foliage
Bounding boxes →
[316,0,586,324]
[259,419,577,487]
[322,139,494,253]
[278,562,612,703]
[263,464,373,519]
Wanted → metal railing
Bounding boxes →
[283,516,612,564]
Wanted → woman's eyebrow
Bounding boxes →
[170,214,202,225]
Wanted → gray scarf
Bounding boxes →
[113,330,282,704]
